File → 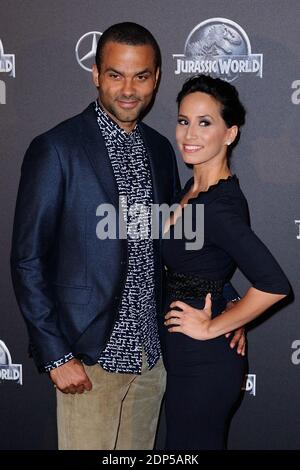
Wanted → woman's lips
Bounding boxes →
[183,144,203,153]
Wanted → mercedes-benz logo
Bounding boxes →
[75,31,102,72]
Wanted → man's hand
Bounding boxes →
[224,300,246,355]
[49,358,92,394]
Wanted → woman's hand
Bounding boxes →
[164,293,213,340]
[224,300,246,355]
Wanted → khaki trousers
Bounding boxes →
[56,355,166,450]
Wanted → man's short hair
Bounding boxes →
[95,22,161,71]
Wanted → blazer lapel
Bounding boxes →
[80,106,166,208]
[80,103,119,207]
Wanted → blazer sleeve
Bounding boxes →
[10,136,72,370]
[208,196,290,295]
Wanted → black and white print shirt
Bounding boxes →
[95,101,160,374]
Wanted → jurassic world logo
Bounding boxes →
[0,340,23,385]
[173,18,263,82]
[0,39,15,104]
[0,39,15,77]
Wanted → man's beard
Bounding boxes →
[98,92,148,125]
[108,97,144,124]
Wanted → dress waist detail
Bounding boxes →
[166,271,224,301]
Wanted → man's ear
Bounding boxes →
[154,67,160,89]
[92,64,99,88]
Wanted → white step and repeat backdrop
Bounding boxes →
[0,0,299,450]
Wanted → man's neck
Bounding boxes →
[97,99,137,133]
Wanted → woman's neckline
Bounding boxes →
[185,174,237,201]
[165,175,237,233]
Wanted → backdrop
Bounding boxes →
[0,0,299,450]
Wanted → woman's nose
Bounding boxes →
[185,123,198,139]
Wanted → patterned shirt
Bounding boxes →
[44,101,161,374]
[95,101,160,374]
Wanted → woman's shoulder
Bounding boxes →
[206,174,241,199]
[205,176,250,223]
[185,174,244,203]
[179,174,249,213]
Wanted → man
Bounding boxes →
[11,22,245,450]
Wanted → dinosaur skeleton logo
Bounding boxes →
[0,340,23,385]
[173,18,263,82]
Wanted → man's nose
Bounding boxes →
[121,79,135,97]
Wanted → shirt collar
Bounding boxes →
[94,99,138,142]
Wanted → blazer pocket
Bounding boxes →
[52,284,92,305]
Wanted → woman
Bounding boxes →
[162,74,290,450]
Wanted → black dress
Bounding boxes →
[162,175,290,450]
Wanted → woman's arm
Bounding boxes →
[207,287,286,339]
[165,288,287,341]
[165,194,290,340]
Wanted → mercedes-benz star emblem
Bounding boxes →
[75,31,102,72]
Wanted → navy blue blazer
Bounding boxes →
[11,103,181,370]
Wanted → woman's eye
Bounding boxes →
[177,119,188,125]
[199,120,210,127]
